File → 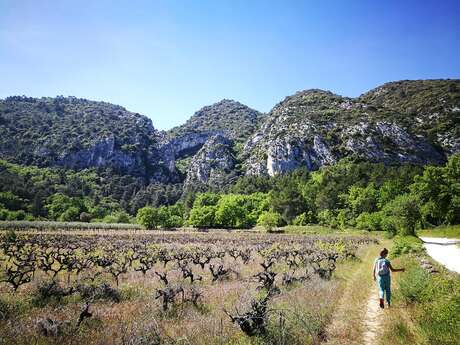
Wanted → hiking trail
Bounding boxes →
[362,289,383,345]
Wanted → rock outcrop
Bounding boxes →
[167,99,264,143]
[359,79,460,154]
[164,99,264,187]
[243,88,448,176]
[183,134,237,192]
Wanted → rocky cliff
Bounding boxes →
[243,83,455,176]
[359,79,460,154]
[164,99,263,171]
[163,99,264,188]
[183,134,237,192]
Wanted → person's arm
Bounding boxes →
[389,263,405,272]
[372,260,377,281]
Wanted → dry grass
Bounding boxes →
[376,253,460,345]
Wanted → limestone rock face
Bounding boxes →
[164,99,264,188]
[359,79,460,155]
[183,134,237,192]
[243,88,448,176]
[168,132,218,159]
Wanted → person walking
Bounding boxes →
[373,248,405,308]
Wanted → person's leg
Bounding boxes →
[377,276,385,308]
[385,276,391,306]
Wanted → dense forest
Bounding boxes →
[0,160,182,222]
[137,154,459,234]
[2,153,458,236]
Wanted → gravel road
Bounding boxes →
[419,237,460,273]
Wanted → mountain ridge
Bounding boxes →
[1,79,458,190]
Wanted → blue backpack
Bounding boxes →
[376,258,390,276]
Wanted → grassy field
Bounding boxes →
[417,225,460,239]
[324,239,390,345]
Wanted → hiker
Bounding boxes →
[373,248,405,308]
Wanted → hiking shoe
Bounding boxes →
[379,299,384,309]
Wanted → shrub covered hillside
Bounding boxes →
[0,96,179,182]
[166,99,264,143]
[360,79,460,154]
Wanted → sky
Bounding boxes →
[1,0,459,130]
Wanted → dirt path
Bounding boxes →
[362,290,383,345]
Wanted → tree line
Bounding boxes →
[137,154,460,236]
[1,154,458,235]
[0,160,181,223]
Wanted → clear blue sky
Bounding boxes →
[1,0,459,130]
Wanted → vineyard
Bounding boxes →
[0,230,378,344]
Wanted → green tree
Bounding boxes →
[45,193,85,220]
[230,175,273,194]
[136,207,161,229]
[270,169,310,224]
[443,153,460,224]
[410,166,446,225]
[257,211,282,232]
[317,209,337,227]
[382,194,421,236]
[409,155,460,226]
[214,194,249,228]
[356,211,383,231]
[378,180,404,208]
[163,215,183,228]
[0,208,9,221]
[213,193,269,228]
[188,205,216,228]
[103,211,131,223]
[0,192,24,211]
[293,211,316,225]
[346,183,378,217]
[193,192,221,207]
[336,208,351,230]
[1,210,27,221]
[59,206,80,222]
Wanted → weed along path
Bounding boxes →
[419,237,460,273]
